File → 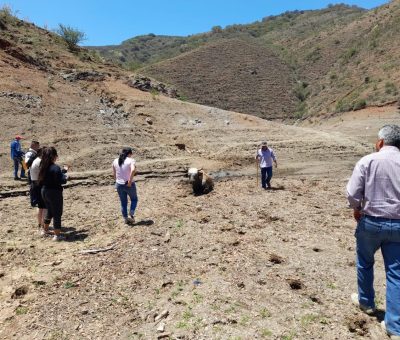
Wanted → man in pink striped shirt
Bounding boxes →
[347,124,400,339]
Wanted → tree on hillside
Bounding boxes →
[211,25,223,34]
[56,24,86,50]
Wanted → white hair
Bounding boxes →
[378,125,400,147]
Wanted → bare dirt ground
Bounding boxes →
[1,48,400,339]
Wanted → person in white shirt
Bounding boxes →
[29,147,47,229]
[255,141,277,189]
[25,140,40,205]
[112,147,138,225]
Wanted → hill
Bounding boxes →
[144,39,297,119]
[1,7,400,340]
[91,2,400,120]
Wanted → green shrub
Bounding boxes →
[306,47,321,63]
[294,82,310,102]
[341,47,358,63]
[0,5,18,26]
[55,24,86,50]
[353,99,367,110]
[211,25,223,34]
[335,99,352,113]
[385,82,398,95]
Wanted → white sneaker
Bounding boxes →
[351,293,376,315]
[381,321,400,339]
[52,234,66,241]
[40,229,51,237]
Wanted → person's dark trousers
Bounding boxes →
[260,166,273,188]
[41,188,63,229]
[13,157,25,179]
[29,181,38,207]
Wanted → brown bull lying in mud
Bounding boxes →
[188,168,214,195]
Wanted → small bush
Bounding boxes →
[342,47,358,63]
[335,99,352,113]
[385,82,398,95]
[55,24,86,50]
[0,5,18,26]
[211,25,223,34]
[353,99,367,111]
[294,82,310,102]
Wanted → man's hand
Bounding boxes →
[127,180,132,187]
[353,209,362,222]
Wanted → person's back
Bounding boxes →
[112,148,138,224]
[113,157,135,184]
[347,125,400,338]
[10,139,20,159]
[348,145,400,219]
[41,163,67,190]
[30,157,41,182]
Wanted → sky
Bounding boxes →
[0,0,389,46]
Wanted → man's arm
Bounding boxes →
[346,161,365,221]
[271,150,277,168]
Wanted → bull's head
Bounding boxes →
[188,167,203,183]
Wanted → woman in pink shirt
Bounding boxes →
[112,147,138,225]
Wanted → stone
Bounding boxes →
[157,322,165,332]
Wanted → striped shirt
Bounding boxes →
[346,146,400,219]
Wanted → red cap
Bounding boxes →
[15,135,23,140]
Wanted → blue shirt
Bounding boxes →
[10,140,22,159]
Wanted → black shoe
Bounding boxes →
[14,177,20,180]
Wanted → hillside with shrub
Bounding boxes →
[92,2,400,120]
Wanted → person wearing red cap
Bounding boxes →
[10,135,26,180]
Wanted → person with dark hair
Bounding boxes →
[38,147,68,241]
[112,147,138,225]
[10,135,26,180]
[347,124,400,338]
[30,147,46,230]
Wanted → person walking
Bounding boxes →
[347,124,400,339]
[112,147,138,225]
[255,141,277,189]
[38,147,68,241]
[30,147,46,230]
[10,135,26,180]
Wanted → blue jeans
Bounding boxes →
[116,183,138,218]
[260,167,273,188]
[13,157,25,178]
[355,215,400,335]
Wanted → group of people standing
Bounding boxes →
[10,137,69,241]
[10,137,139,240]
